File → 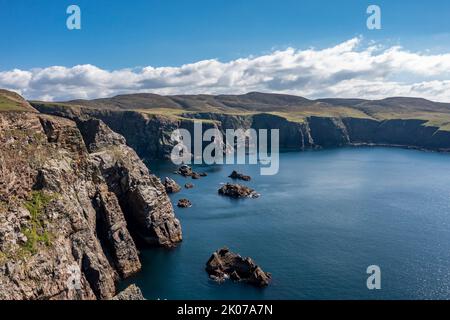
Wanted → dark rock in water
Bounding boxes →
[229,170,251,181]
[205,247,271,287]
[163,177,181,193]
[112,284,145,300]
[176,165,203,180]
[185,183,194,189]
[199,172,208,177]
[177,199,192,208]
[218,183,259,199]
[176,165,193,177]
[191,172,201,180]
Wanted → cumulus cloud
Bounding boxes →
[3,37,450,102]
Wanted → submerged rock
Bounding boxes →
[163,177,181,193]
[177,199,192,208]
[228,170,251,181]
[205,247,271,287]
[218,183,259,199]
[185,183,194,189]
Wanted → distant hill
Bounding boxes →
[31,92,450,131]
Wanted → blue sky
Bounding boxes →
[1,0,450,101]
[1,0,450,70]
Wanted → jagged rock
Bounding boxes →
[76,118,126,152]
[184,183,194,189]
[205,247,271,287]
[92,188,141,278]
[176,165,193,177]
[83,119,182,248]
[177,199,192,208]
[218,183,259,199]
[163,177,181,193]
[0,105,182,300]
[175,165,204,180]
[1,113,117,300]
[191,172,201,180]
[111,284,145,300]
[228,170,251,181]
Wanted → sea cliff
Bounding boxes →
[0,92,181,299]
[32,103,450,162]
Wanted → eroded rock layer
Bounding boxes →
[0,111,181,300]
[32,103,450,161]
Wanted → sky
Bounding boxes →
[1,0,450,101]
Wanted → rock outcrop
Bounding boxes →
[0,110,181,300]
[112,284,145,300]
[32,102,450,159]
[163,177,181,194]
[229,171,251,181]
[177,199,192,208]
[218,183,259,199]
[176,165,194,177]
[175,165,205,180]
[206,247,271,287]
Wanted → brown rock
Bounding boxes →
[229,170,251,181]
[191,172,201,180]
[184,183,194,189]
[218,183,259,199]
[0,106,182,300]
[111,284,145,300]
[176,165,193,177]
[85,119,182,248]
[163,177,181,193]
[92,188,141,278]
[177,199,192,208]
[205,247,271,287]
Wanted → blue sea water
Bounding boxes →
[122,147,450,300]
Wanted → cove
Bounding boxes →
[121,147,450,300]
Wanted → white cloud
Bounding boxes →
[2,37,450,102]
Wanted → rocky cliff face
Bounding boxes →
[33,104,222,160]
[33,103,450,160]
[0,111,181,300]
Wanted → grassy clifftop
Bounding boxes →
[30,92,450,131]
[0,90,37,112]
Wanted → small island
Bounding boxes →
[218,183,259,199]
[206,247,272,287]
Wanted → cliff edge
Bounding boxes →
[0,95,182,299]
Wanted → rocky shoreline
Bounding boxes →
[32,102,450,161]
[5,89,450,299]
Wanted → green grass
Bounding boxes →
[0,96,24,112]
[30,94,450,132]
[0,251,6,265]
[21,191,54,255]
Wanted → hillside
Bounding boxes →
[32,92,450,131]
[0,90,37,113]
